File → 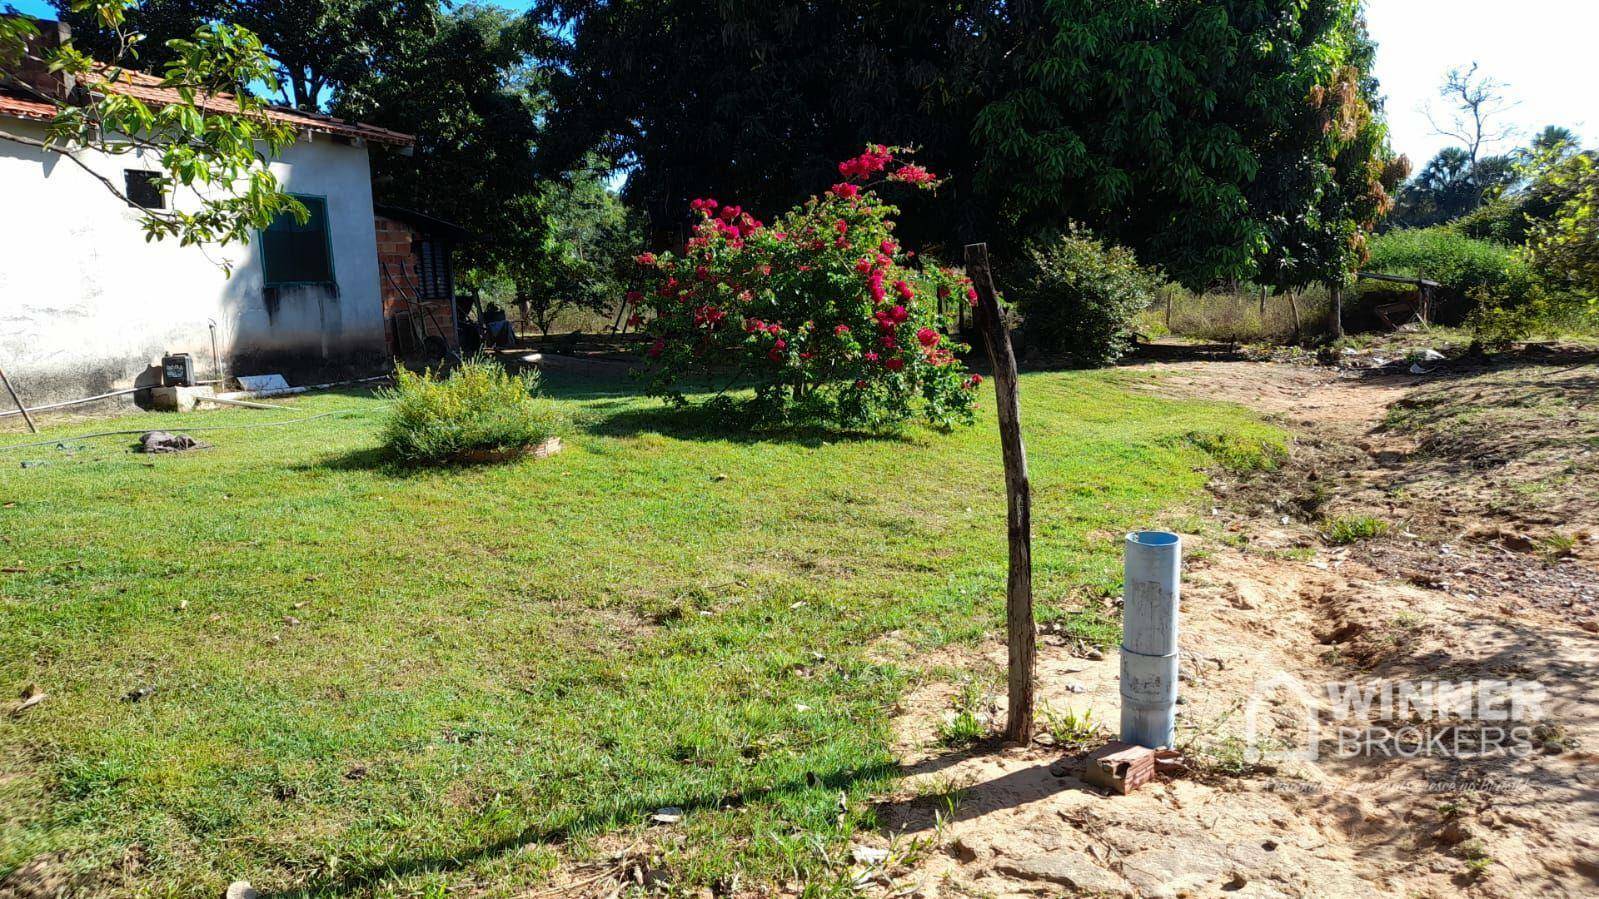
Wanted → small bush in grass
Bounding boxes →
[380,358,561,464]
[1180,430,1288,472]
[1009,225,1163,367]
[1321,515,1390,544]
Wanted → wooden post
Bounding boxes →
[964,243,1034,745]
[0,367,38,434]
[1328,283,1345,340]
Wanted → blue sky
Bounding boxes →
[10,0,1594,167]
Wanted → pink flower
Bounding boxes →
[885,357,905,372]
[890,304,909,323]
[695,265,711,281]
[855,257,875,276]
[636,252,658,266]
[917,327,940,347]
[830,182,860,199]
[837,144,894,180]
[625,290,644,305]
[864,351,879,363]
[647,337,665,358]
[888,163,938,186]
[880,335,897,349]
[834,324,851,336]
[774,338,787,350]
[966,286,979,305]
[690,197,719,214]
[965,374,984,389]
[893,280,913,301]
[835,219,849,234]
[879,239,897,256]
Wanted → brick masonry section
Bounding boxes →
[375,215,458,355]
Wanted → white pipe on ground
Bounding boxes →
[1120,531,1181,748]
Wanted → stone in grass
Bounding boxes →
[995,849,1131,895]
[651,807,683,824]
[226,881,260,899]
[850,845,889,866]
[139,431,202,453]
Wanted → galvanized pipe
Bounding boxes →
[1120,531,1181,748]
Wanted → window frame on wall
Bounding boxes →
[259,194,337,288]
[124,170,165,210]
[413,237,454,300]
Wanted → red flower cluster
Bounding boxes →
[888,163,938,186]
[873,304,910,331]
[635,144,980,430]
[837,144,893,180]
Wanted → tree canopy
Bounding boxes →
[536,0,1397,290]
[57,0,440,109]
[332,4,550,270]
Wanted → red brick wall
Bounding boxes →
[375,215,458,355]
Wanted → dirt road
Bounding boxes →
[871,352,1599,898]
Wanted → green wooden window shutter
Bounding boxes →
[262,197,334,286]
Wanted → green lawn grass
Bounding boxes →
[0,370,1279,896]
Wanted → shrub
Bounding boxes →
[1321,515,1390,545]
[1465,158,1597,345]
[1008,226,1163,367]
[380,358,562,464]
[632,146,980,432]
[1365,228,1514,298]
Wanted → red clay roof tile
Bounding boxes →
[1,67,413,147]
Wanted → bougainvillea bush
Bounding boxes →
[630,146,982,431]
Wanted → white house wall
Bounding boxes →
[0,121,390,408]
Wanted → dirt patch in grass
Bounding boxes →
[870,352,1599,898]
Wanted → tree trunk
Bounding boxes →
[1289,290,1303,345]
[1258,284,1267,316]
[1328,284,1345,340]
[965,242,1035,746]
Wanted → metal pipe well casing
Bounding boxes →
[1120,531,1181,748]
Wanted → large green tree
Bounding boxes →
[57,0,439,109]
[332,4,550,270]
[538,0,1395,289]
[532,0,972,252]
[1244,8,1406,336]
[507,156,644,335]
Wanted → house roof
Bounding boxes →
[375,204,471,242]
[0,67,414,147]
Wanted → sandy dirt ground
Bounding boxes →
[859,353,1599,898]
